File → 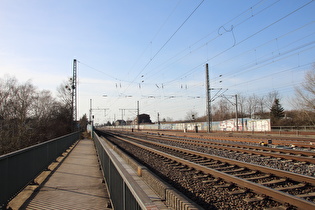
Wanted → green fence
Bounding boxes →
[0,132,80,209]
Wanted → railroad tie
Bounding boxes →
[207,163,226,167]
[194,174,210,179]
[195,159,211,164]
[280,159,293,163]
[202,178,220,183]
[260,178,287,185]
[233,170,257,177]
[243,196,265,203]
[245,174,270,181]
[179,167,194,172]
[173,165,186,169]
[274,183,306,191]
[203,161,220,166]
[296,192,315,198]
[293,161,307,165]
[263,205,288,210]
[222,167,245,173]
[214,165,235,171]
[213,183,232,188]
[228,189,246,195]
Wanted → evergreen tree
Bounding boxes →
[270,98,284,124]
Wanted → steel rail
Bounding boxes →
[116,133,315,185]
[138,130,315,149]
[155,133,315,155]
[134,133,315,164]
[131,131,315,158]
[109,133,315,209]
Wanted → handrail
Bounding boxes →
[93,132,159,210]
[0,132,80,209]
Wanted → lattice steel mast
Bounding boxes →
[72,59,77,130]
[205,63,211,133]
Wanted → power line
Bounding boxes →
[221,40,315,82]
[82,1,314,121]
[125,0,182,77]
[210,21,315,77]
[108,0,205,110]
[78,61,124,81]
[143,0,280,83]
[157,1,314,87]
[123,0,205,90]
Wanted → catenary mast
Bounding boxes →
[72,59,77,130]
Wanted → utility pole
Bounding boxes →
[205,63,211,133]
[89,98,108,132]
[119,107,138,127]
[221,94,239,132]
[89,99,93,138]
[157,112,160,130]
[92,108,109,125]
[235,94,238,132]
[72,59,77,131]
[120,109,124,122]
[89,99,92,123]
[137,101,140,131]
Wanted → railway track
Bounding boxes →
[110,131,315,177]
[141,130,315,150]
[125,131,315,164]
[98,130,315,209]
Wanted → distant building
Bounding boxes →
[114,120,126,126]
[133,114,152,124]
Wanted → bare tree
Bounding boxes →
[257,95,265,114]
[0,76,19,153]
[57,80,72,107]
[0,76,74,155]
[212,99,232,121]
[295,66,315,125]
[295,67,315,112]
[8,79,36,148]
[237,93,247,118]
[246,94,259,118]
[185,110,198,121]
[266,91,280,110]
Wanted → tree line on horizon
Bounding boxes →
[184,66,315,127]
[0,76,87,155]
[0,65,314,154]
[103,67,315,128]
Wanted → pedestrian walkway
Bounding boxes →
[24,139,111,210]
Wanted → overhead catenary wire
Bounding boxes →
[220,39,315,82]
[123,0,205,90]
[81,1,315,123]
[80,0,283,97]
[125,0,182,77]
[158,1,314,87]
[138,0,205,75]
[142,0,280,83]
[211,21,314,69]
[108,0,205,110]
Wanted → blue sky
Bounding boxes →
[1,0,314,124]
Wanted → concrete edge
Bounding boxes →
[6,140,80,210]
[99,135,203,210]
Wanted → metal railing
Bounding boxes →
[0,132,80,209]
[94,132,158,210]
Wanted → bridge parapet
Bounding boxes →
[0,132,80,209]
[94,131,201,210]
